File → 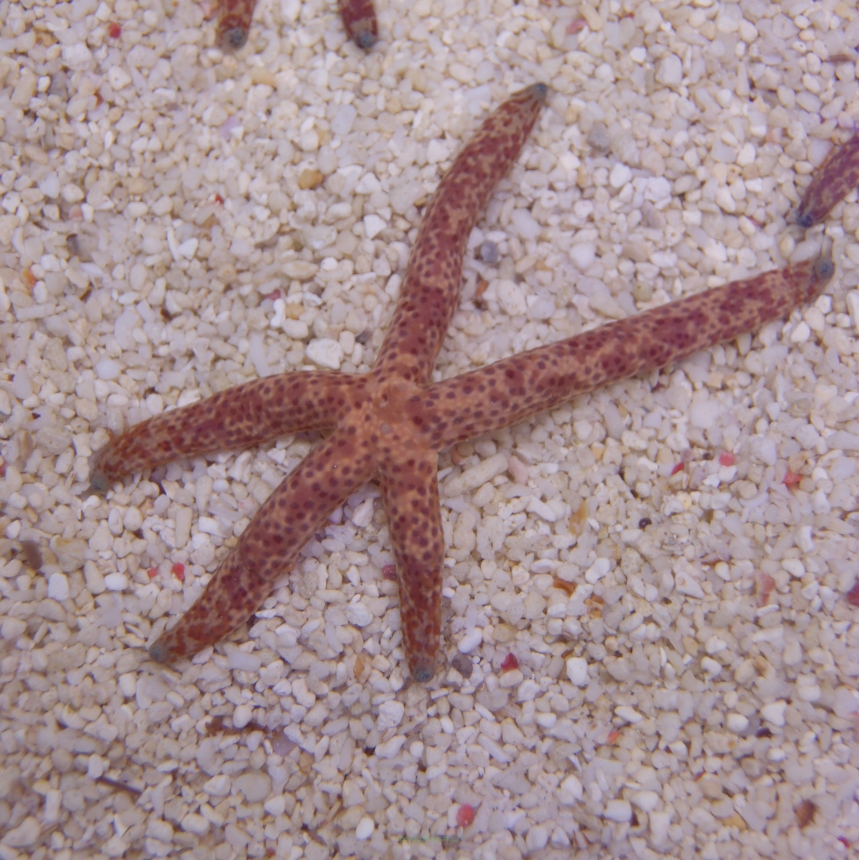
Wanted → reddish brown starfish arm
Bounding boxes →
[378,447,443,682]
[149,423,375,661]
[423,256,835,448]
[216,0,257,49]
[89,372,355,491]
[338,0,378,49]
[797,134,859,227]
[374,83,548,385]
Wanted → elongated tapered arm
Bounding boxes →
[421,256,834,449]
[378,448,444,683]
[91,371,357,490]
[149,423,376,662]
[373,83,548,385]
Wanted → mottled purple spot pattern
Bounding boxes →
[797,134,859,227]
[90,85,836,682]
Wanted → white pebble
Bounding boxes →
[615,705,643,724]
[180,813,209,835]
[95,358,122,381]
[674,565,705,598]
[630,790,660,812]
[569,243,596,270]
[103,572,128,591]
[795,525,814,553]
[511,209,540,240]
[331,103,357,135]
[726,713,749,733]
[351,497,375,528]
[233,704,253,729]
[604,799,632,822]
[566,657,589,686]
[846,290,859,335]
[526,496,557,522]
[783,559,805,578]
[585,558,610,584]
[496,280,527,316]
[62,42,93,70]
[235,771,271,803]
[2,816,41,847]
[107,65,132,90]
[689,396,720,428]
[609,163,632,188]
[46,572,70,601]
[760,700,787,727]
[656,54,682,85]
[701,657,722,677]
[177,238,198,259]
[377,700,405,730]
[458,627,484,654]
[650,811,671,843]
[203,774,231,796]
[790,321,811,343]
[306,338,344,370]
[1,617,27,640]
[560,774,583,802]
[363,214,387,239]
[446,453,508,495]
[526,824,549,852]
[283,319,309,340]
[355,816,375,840]
[345,601,373,627]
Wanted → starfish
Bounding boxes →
[91,84,834,682]
[217,0,378,50]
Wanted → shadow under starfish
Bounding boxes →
[90,83,835,682]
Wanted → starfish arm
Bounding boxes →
[338,0,378,49]
[374,83,548,384]
[90,371,357,489]
[797,134,859,227]
[423,256,835,448]
[216,0,257,49]
[149,423,376,662]
[378,447,444,683]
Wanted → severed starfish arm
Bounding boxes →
[378,448,444,682]
[89,372,358,491]
[149,423,376,661]
[422,256,835,449]
[374,83,548,384]
[796,134,859,228]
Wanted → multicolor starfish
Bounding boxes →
[91,84,834,682]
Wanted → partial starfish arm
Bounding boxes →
[90,372,357,489]
[378,447,444,683]
[797,134,859,227]
[216,0,257,49]
[149,423,376,662]
[374,83,548,385]
[423,256,835,448]
[338,0,378,49]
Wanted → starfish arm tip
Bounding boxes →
[410,659,435,684]
[149,640,172,663]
